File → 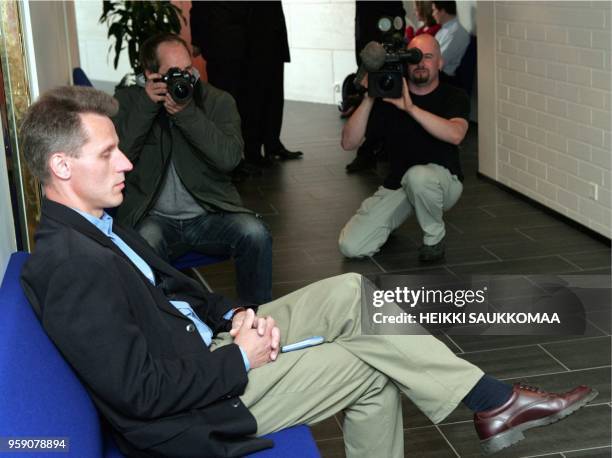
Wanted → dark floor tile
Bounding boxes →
[541,336,612,370]
[402,397,435,429]
[450,330,605,353]
[459,345,566,380]
[272,280,314,299]
[372,234,420,257]
[480,201,553,217]
[565,446,612,457]
[520,225,610,245]
[310,416,342,441]
[202,257,381,291]
[562,250,612,270]
[271,257,382,284]
[444,229,534,249]
[375,266,457,278]
[578,267,611,274]
[455,186,521,207]
[588,309,611,335]
[449,213,563,233]
[376,246,499,272]
[485,276,550,301]
[316,437,346,458]
[403,427,458,457]
[441,404,611,457]
[444,206,496,222]
[484,241,608,262]
[447,256,579,275]
[268,233,340,251]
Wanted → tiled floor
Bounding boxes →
[197,101,611,458]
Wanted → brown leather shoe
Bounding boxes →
[474,383,598,455]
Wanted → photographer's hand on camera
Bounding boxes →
[383,78,414,114]
[164,92,190,115]
[144,73,167,104]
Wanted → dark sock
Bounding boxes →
[462,375,514,412]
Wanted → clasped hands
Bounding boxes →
[145,73,190,115]
[230,308,281,369]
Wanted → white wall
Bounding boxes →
[283,1,355,104]
[74,0,132,90]
[22,1,80,98]
[73,1,358,103]
[478,1,612,238]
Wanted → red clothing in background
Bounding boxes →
[406,23,441,41]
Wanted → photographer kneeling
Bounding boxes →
[113,33,272,304]
[339,34,468,262]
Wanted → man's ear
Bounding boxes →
[48,152,72,181]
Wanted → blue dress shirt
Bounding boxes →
[435,17,470,76]
[73,209,250,371]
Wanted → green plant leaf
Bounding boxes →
[101,0,185,74]
[113,33,123,69]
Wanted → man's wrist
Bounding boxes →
[405,103,418,117]
[224,307,247,321]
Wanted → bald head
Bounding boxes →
[408,34,441,59]
[406,34,443,89]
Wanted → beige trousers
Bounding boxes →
[211,273,483,458]
[339,163,463,258]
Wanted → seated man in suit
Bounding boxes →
[19,86,596,457]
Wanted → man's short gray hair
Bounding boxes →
[19,86,118,184]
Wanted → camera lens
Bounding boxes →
[378,74,395,92]
[173,83,189,99]
[169,81,193,103]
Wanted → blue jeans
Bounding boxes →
[137,212,272,304]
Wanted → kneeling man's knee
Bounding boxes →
[401,165,437,193]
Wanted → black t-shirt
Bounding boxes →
[365,82,470,190]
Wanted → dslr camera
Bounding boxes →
[159,67,197,104]
[367,16,423,99]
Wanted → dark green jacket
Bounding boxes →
[113,82,249,228]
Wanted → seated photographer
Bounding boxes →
[113,33,272,304]
[339,34,467,262]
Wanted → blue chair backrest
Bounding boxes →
[0,252,109,457]
[73,67,93,87]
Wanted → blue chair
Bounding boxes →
[73,67,93,87]
[171,248,230,292]
[0,252,320,458]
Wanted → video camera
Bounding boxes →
[368,46,423,99]
[355,16,423,99]
[158,67,197,104]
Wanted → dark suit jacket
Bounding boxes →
[20,199,272,457]
[190,1,290,63]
